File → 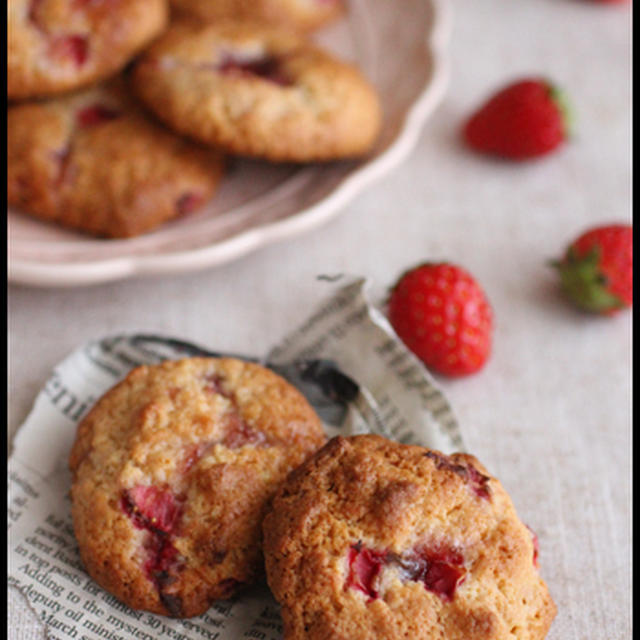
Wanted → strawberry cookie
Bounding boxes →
[69,357,326,617]
[8,79,223,238]
[8,0,168,100]
[263,435,557,640]
[169,0,345,33]
[132,21,382,162]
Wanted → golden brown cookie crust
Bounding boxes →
[170,0,345,33]
[69,357,326,617]
[8,79,224,238]
[263,435,557,640]
[8,0,169,100]
[132,21,382,162]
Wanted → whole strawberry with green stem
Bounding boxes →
[388,263,493,377]
[553,224,632,314]
[463,78,572,160]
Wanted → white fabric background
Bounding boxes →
[8,0,631,638]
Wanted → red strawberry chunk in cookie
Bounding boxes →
[465,463,491,500]
[203,373,268,448]
[425,451,491,500]
[76,104,121,127]
[144,529,183,616]
[123,485,181,534]
[175,192,204,217]
[223,412,267,449]
[121,485,184,613]
[396,546,466,602]
[49,35,89,66]
[216,577,243,597]
[143,531,179,582]
[73,0,107,6]
[526,525,540,568]
[27,0,45,29]
[179,374,270,478]
[347,543,387,599]
[203,373,231,397]
[53,147,73,187]
[346,543,466,602]
[181,442,208,473]
[217,52,293,86]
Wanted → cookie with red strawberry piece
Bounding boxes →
[8,79,224,238]
[132,21,382,162]
[8,0,168,100]
[263,435,557,640]
[388,263,493,377]
[69,357,326,616]
[553,223,633,314]
[170,0,345,33]
[463,78,571,160]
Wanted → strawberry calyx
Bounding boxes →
[553,247,626,313]
[548,84,574,139]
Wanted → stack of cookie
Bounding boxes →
[69,356,557,639]
[7,0,382,238]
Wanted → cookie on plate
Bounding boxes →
[69,357,326,617]
[169,0,345,33]
[132,21,382,162]
[263,435,557,640]
[8,0,168,100]
[8,79,224,238]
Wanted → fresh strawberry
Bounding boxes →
[553,224,632,314]
[463,78,571,160]
[388,263,493,377]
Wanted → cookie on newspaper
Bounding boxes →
[132,21,382,162]
[263,434,557,640]
[8,79,223,238]
[169,0,345,33]
[69,357,326,617]
[8,0,168,100]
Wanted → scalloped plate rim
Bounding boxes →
[9,0,453,288]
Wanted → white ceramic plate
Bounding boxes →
[8,0,452,287]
